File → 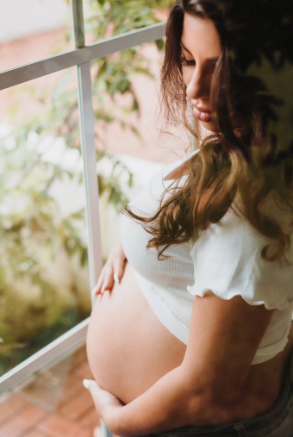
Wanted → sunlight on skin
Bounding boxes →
[181,13,222,133]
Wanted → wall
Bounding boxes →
[0,0,70,43]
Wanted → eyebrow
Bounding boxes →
[180,41,219,62]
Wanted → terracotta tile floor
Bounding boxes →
[0,346,103,437]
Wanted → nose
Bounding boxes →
[186,68,210,101]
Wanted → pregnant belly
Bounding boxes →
[86,262,293,418]
[86,262,186,404]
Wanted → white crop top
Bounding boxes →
[120,151,293,364]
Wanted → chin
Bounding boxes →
[199,120,218,135]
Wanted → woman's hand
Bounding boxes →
[83,379,124,431]
[93,239,127,296]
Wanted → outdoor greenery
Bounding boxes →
[0,0,172,376]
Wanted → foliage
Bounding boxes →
[87,0,172,37]
[0,125,89,371]
[0,0,172,375]
[83,0,173,142]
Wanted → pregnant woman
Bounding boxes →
[85,1,293,436]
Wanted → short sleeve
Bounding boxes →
[187,210,293,311]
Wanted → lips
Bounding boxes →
[192,106,212,123]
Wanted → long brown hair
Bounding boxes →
[125,0,293,261]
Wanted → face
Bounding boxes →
[181,13,222,132]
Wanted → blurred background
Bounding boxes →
[0,2,188,435]
[0,0,190,381]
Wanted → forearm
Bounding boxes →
[104,366,208,437]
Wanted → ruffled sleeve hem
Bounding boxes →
[186,285,291,311]
[187,208,293,312]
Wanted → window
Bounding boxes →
[0,0,166,416]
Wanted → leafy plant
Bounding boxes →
[0,125,90,375]
[0,0,172,375]
[83,0,173,143]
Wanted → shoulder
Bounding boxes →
[192,201,293,263]
[188,207,293,311]
[190,208,266,268]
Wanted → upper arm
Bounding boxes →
[181,292,274,405]
[181,210,293,407]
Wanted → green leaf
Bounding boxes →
[0,0,173,374]
[155,39,165,51]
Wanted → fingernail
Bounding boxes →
[83,379,90,390]
[114,272,120,284]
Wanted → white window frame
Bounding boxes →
[0,0,165,415]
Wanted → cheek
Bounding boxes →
[204,75,213,93]
[182,68,193,89]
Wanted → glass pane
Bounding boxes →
[91,42,188,256]
[0,0,73,71]
[0,68,90,376]
[83,0,171,46]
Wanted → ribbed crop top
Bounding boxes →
[120,151,293,364]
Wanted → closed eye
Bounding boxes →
[181,55,195,68]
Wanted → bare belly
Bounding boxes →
[86,262,186,404]
[86,262,293,419]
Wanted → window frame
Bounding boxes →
[0,0,165,400]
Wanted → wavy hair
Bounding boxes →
[125,0,293,262]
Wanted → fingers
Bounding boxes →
[101,265,115,294]
[83,379,101,391]
[92,274,104,296]
[83,379,93,390]
[113,272,120,284]
[92,266,110,296]
[92,240,127,297]
[93,263,122,297]
[113,260,123,285]
[83,379,102,414]
[93,265,113,296]
[92,267,107,296]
